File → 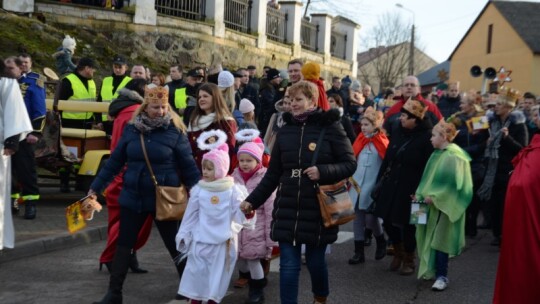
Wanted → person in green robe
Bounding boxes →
[414,119,473,291]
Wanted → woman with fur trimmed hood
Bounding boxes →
[477,92,528,247]
[240,81,356,304]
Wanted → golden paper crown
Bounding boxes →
[498,86,520,106]
[362,106,384,128]
[402,98,428,119]
[144,86,169,104]
[434,119,458,142]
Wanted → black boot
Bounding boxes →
[348,241,365,264]
[24,201,37,220]
[128,251,148,273]
[374,234,387,260]
[59,170,71,193]
[245,278,266,304]
[93,246,132,304]
[11,199,20,215]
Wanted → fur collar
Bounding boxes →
[282,108,341,126]
[487,109,526,124]
[117,88,144,103]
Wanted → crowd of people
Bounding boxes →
[1,51,539,304]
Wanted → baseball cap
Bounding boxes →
[266,68,281,80]
[77,57,96,69]
[112,55,127,65]
[187,68,203,78]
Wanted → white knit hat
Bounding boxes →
[217,71,234,89]
[239,98,255,114]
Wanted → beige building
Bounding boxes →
[449,1,540,94]
[357,43,437,94]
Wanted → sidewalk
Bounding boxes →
[0,189,109,264]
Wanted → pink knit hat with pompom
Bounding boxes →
[202,143,230,179]
[238,137,264,163]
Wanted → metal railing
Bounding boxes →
[300,18,318,52]
[331,31,347,59]
[155,0,206,21]
[266,6,287,43]
[224,0,252,33]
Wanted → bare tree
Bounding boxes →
[358,12,426,93]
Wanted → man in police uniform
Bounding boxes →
[180,68,204,124]
[5,56,46,219]
[98,55,131,134]
[165,65,185,114]
[58,57,97,129]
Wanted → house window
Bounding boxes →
[487,24,493,54]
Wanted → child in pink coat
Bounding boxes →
[232,136,276,304]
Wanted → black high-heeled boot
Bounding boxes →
[93,246,132,304]
[128,252,148,273]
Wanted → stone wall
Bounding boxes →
[33,1,357,81]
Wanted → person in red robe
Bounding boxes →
[493,105,540,304]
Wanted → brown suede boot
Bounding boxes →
[313,295,327,304]
[389,242,404,271]
[399,251,416,275]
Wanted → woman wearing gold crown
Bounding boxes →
[476,89,528,247]
[89,86,201,304]
[414,120,473,291]
[373,98,434,276]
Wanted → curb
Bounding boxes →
[0,225,108,264]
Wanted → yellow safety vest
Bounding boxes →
[62,73,97,120]
[100,75,132,121]
[174,87,187,115]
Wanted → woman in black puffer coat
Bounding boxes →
[241,81,356,304]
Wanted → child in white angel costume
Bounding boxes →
[176,129,255,303]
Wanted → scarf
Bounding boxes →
[477,116,511,201]
[187,112,216,132]
[292,108,317,123]
[239,163,263,183]
[198,176,235,192]
[308,79,330,111]
[132,112,171,133]
[352,131,389,159]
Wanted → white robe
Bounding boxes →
[0,78,33,250]
[176,180,254,303]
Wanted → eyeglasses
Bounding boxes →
[403,83,417,88]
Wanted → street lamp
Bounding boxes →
[396,3,415,75]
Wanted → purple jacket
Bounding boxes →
[232,167,277,259]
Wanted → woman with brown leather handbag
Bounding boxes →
[88,86,200,304]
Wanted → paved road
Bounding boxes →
[0,216,498,304]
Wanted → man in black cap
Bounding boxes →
[97,55,131,134]
[246,65,260,92]
[57,57,97,192]
[175,68,204,120]
[258,68,283,137]
[58,57,97,129]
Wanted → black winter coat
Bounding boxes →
[246,109,357,246]
[91,123,201,213]
[373,122,433,225]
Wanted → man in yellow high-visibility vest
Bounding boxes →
[97,55,131,134]
[58,57,97,129]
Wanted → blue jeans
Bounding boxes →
[279,242,329,304]
[435,250,449,278]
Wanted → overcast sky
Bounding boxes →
[303,0,498,63]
